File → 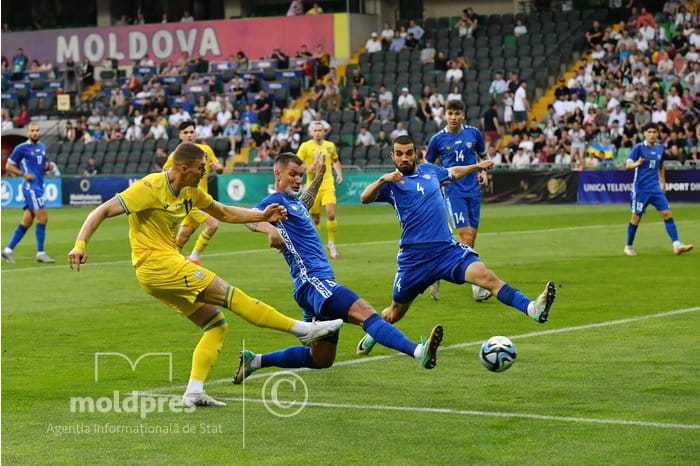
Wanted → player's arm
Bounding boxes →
[361,170,403,203]
[301,154,327,210]
[659,163,666,192]
[447,159,494,183]
[625,147,643,170]
[68,197,126,271]
[4,159,23,178]
[245,220,286,252]
[206,201,287,225]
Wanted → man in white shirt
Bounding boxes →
[355,127,376,146]
[389,121,409,140]
[513,80,529,122]
[365,33,382,53]
[407,19,424,40]
[607,104,626,127]
[144,117,168,140]
[445,61,464,83]
[488,71,507,96]
[397,87,417,109]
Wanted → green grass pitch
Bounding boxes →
[2,203,699,464]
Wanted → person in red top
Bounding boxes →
[635,8,657,28]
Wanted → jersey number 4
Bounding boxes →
[416,183,425,195]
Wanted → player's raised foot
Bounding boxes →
[420,324,443,369]
[36,252,55,263]
[528,281,556,323]
[232,350,257,385]
[187,256,201,265]
[298,318,343,346]
[623,246,636,256]
[428,281,440,300]
[327,241,339,260]
[181,391,226,407]
[2,250,15,264]
[356,333,377,356]
[472,284,492,302]
[674,243,693,255]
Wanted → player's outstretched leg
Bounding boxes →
[428,280,440,300]
[471,284,492,302]
[419,324,443,369]
[233,350,258,384]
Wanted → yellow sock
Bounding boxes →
[190,310,228,382]
[192,231,212,257]
[327,219,337,243]
[225,285,295,332]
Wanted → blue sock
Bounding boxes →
[626,222,638,246]
[261,346,317,369]
[664,218,679,243]
[7,224,28,250]
[363,313,418,357]
[497,284,530,315]
[36,223,47,252]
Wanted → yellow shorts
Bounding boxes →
[180,208,209,230]
[135,253,217,317]
[309,187,336,215]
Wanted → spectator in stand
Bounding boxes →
[350,67,365,86]
[319,86,342,112]
[151,147,168,172]
[376,130,391,148]
[489,71,508,97]
[586,20,604,48]
[381,23,395,50]
[431,100,445,126]
[447,85,462,102]
[420,40,436,65]
[462,7,479,31]
[287,0,304,16]
[377,98,395,123]
[434,51,449,72]
[143,116,168,140]
[404,32,419,51]
[355,126,376,147]
[513,80,529,123]
[397,87,417,110]
[306,2,323,14]
[455,16,475,38]
[366,32,383,53]
[390,122,409,140]
[635,7,657,28]
[481,100,501,148]
[181,10,194,22]
[378,83,393,104]
[79,58,95,88]
[390,30,406,52]
[12,48,28,73]
[313,43,330,77]
[2,109,14,131]
[486,144,505,166]
[407,19,425,41]
[359,98,377,126]
[14,105,30,128]
[514,18,528,37]
[83,156,101,176]
[511,146,531,168]
[445,60,464,84]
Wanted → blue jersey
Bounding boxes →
[255,192,335,291]
[8,140,49,195]
[628,142,664,193]
[372,163,453,246]
[424,125,485,197]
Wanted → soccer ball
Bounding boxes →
[479,336,517,372]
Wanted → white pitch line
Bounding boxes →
[134,307,700,431]
[4,220,684,273]
[143,306,700,393]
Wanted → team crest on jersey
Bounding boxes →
[291,204,299,211]
[445,146,451,151]
[466,142,473,148]
[194,271,205,280]
[422,174,431,180]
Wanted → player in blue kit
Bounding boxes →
[424,99,491,302]
[3,123,56,264]
[233,152,443,383]
[624,123,693,256]
[356,136,555,356]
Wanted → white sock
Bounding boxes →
[413,344,423,361]
[37,251,45,256]
[189,250,201,260]
[527,301,535,314]
[4,247,13,253]
[290,321,312,337]
[185,378,204,394]
[673,241,681,249]
[251,354,262,370]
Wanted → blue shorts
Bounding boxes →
[393,242,482,304]
[294,278,360,344]
[446,194,481,229]
[631,191,670,215]
[22,186,46,212]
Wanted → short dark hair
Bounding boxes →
[179,120,196,132]
[642,122,658,132]
[393,135,415,148]
[172,142,205,166]
[446,99,465,112]
[274,152,303,170]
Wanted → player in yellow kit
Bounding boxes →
[297,120,343,259]
[68,142,342,408]
[163,120,223,264]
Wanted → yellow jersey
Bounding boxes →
[163,142,219,192]
[297,139,338,190]
[117,172,214,268]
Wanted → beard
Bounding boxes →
[284,186,301,198]
[396,161,416,175]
